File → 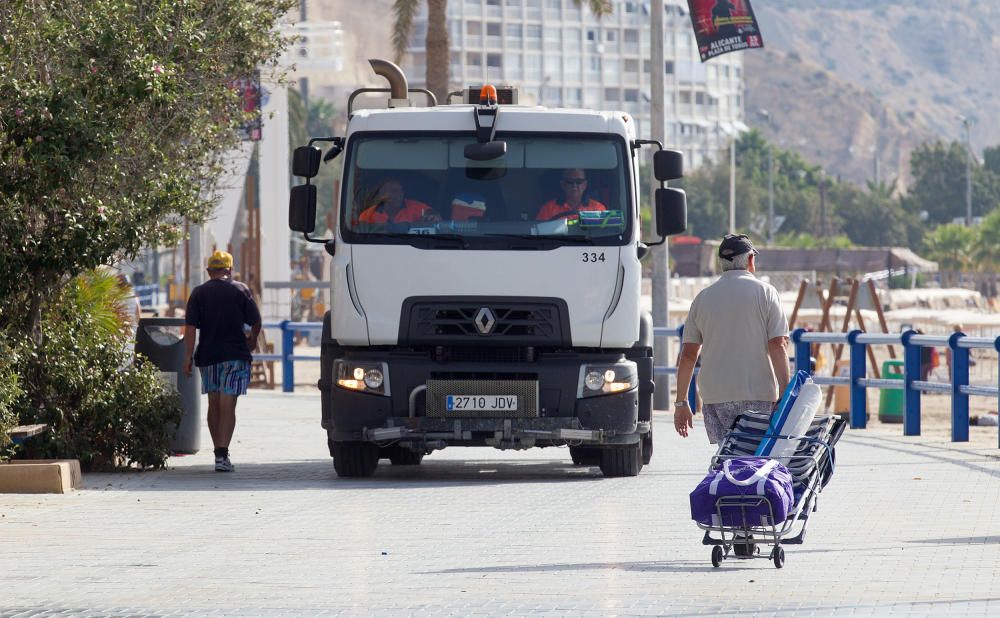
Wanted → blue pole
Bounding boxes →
[791,328,810,376]
[949,331,969,442]
[281,320,294,393]
[848,330,867,429]
[995,337,1000,450]
[901,330,921,436]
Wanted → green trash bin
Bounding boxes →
[878,360,905,423]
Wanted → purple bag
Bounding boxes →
[690,457,794,527]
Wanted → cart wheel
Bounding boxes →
[711,545,723,568]
[772,546,785,569]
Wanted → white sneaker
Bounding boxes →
[215,456,235,472]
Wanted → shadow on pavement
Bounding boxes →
[83,458,605,492]
[422,560,743,575]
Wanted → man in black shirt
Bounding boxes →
[183,251,262,472]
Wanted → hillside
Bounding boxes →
[746,0,999,185]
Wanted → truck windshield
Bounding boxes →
[340,134,631,248]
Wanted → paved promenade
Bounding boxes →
[2,391,1000,617]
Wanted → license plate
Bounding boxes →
[446,395,518,412]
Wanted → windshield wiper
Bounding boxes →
[364,232,469,249]
[484,233,597,244]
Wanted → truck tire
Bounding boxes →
[332,442,379,478]
[387,445,424,466]
[569,446,601,466]
[642,430,653,466]
[599,443,641,477]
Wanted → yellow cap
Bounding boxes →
[207,250,233,270]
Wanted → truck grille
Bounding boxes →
[400,298,570,347]
[425,379,539,418]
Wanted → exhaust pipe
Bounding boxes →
[369,58,410,107]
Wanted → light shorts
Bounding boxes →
[199,360,251,396]
[702,400,773,444]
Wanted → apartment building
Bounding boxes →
[401,0,747,168]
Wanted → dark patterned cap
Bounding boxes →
[718,234,758,261]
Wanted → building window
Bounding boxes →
[679,90,691,104]
[624,29,639,43]
[527,24,542,39]
[624,88,639,102]
[665,60,675,74]
[486,22,501,36]
[605,30,617,42]
[467,21,482,35]
[604,87,619,101]
[487,0,500,5]
[695,92,705,105]
[589,56,601,71]
[506,23,522,37]
[643,59,651,73]
[586,29,597,41]
[624,58,639,73]
[624,1,637,13]
[467,52,482,67]
[487,53,502,68]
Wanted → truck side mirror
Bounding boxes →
[655,187,687,237]
[289,184,317,233]
[292,146,323,178]
[653,149,684,182]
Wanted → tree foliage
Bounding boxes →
[681,130,1000,278]
[13,269,183,469]
[0,0,294,337]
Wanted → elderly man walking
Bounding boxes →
[674,234,790,443]
[183,251,262,472]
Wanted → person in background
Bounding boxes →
[183,250,261,473]
[674,234,790,444]
[535,168,607,222]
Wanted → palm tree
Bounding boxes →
[923,223,975,286]
[393,0,612,103]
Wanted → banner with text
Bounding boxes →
[687,0,764,62]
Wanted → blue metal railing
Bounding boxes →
[134,284,163,308]
[258,320,1000,448]
[791,328,1000,448]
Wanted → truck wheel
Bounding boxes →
[569,446,601,466]
[641,431,653,466]
[599,443,641,477]
[388,447,424,466]
[332,442,379,478]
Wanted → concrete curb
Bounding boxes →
[0,460,82,494]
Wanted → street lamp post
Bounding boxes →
[960,115,972,226]
[758,108,774,245]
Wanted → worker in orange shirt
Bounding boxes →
[358,178,441,225]
[535,168,607,221]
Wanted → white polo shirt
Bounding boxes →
[682,270,788,405]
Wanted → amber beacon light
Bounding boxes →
[479,84,498,105]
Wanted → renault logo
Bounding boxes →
[474,307,496,334]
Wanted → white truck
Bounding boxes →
[289,59,687,478]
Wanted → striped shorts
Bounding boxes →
[702,400,773,444]
[199,360,251,396]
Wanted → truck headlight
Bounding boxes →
[335,360,390,396]
[578,361,637,398]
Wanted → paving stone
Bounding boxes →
[1,391,999,616]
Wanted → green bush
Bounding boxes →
[0,334,22,460]
[13,270,181,470]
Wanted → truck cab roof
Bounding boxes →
[349,104,636,138]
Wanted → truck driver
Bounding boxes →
[358,178,441,225]
[535,168,607,221]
